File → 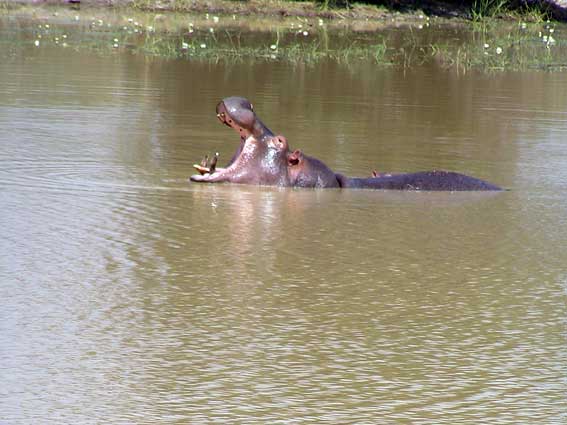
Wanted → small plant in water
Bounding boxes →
[471,0,509,21]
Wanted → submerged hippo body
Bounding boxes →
[190,97,502,191]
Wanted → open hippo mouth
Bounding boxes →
[190,97,286,184]
[192,97,257,176]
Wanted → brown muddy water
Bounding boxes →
[1,9,567,425]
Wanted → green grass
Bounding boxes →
[428,21,565,71]
[134,36,389,65]
[471,0,510,21]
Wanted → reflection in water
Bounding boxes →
[1,18,566,424]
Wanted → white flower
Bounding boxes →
[484,43,489,49]
[113,43,118,48]
[114,38,118,43]
[189,28,194,34]
[209,27,214,33]
[550,28,555,33]
[128,18,133,23]
[62,34,67,39]
[182,41,189,50]
[496,47,502,54]
[34,40,40,47]
[75,15,80,21]
[200,43,206,49]
[45,24,50,29]
[270,44,277,50]
[213,16,219,23]
[303,30,308,36]
[270,54,276,59]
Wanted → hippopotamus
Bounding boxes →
[190,97,502,191]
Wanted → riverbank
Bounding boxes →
[0,0,491,22]
[2,1,566,71]
[3,0,567,22]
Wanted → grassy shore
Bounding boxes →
[2,0,561,21]
[2,1,566,71]
[0,0,567,21]
[0,0,466,21]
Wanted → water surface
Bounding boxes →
[1,10,566,424]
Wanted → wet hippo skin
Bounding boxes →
[190,97,502,191]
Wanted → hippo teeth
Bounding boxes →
[193,164,210,175]
[209,152,219,174]
[193,152,219,175]
[217,112,231,127]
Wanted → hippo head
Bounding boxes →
[191,97,290,185]
[193,97,340,187]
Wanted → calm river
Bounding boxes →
[1,9,566,424]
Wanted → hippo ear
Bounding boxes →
[288,149,302,166]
